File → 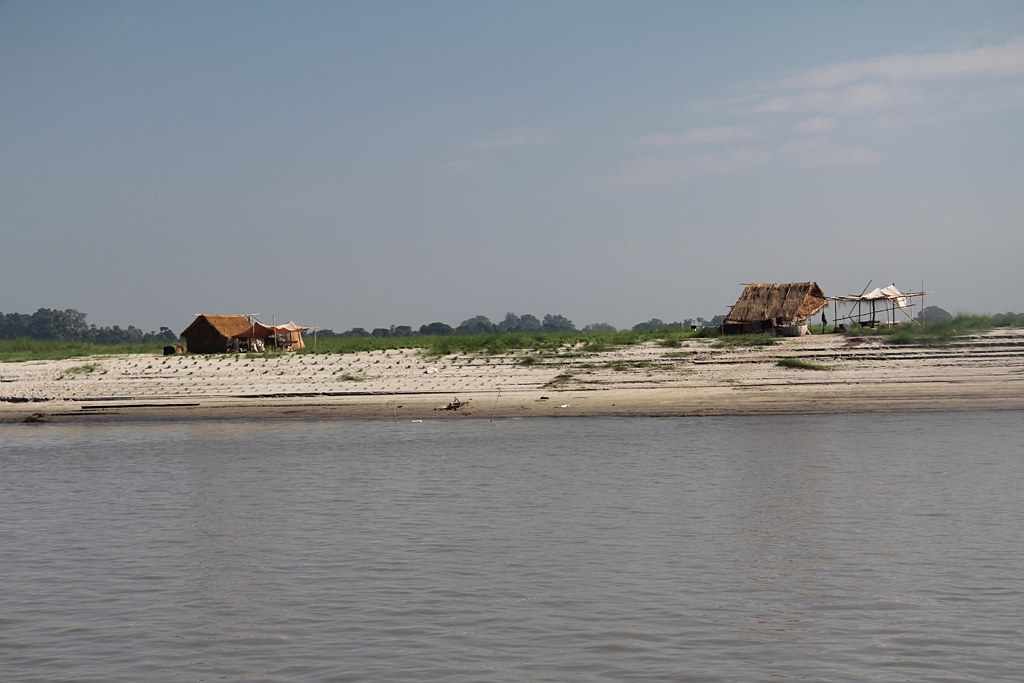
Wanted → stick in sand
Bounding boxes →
[490,388,501,422]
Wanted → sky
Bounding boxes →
[2,0,1023,334]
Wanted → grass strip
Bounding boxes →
[778,357,830,371]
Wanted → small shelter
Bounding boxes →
[831,283,929,327]
[264,321,312,350]
[180,315,275,354]
[722,282,828,336]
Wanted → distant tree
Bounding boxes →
[496,312,544,332]
[632,318,667,331]
[709,314,727,326]
[419,322,454,336]
[342,327,372,337]
[457,315,497,335]
[27,308,89,341]
[146,327,179,343]
[391,325,413,337]
[371,328,391,338]
[498,312,521,331]
[518,314,542,331]
[0,312,31,339]
[542,314,576,333]
[315,328,340,338]
[0,308,177,343]
[916,306,951,323]
[582,322,616,333]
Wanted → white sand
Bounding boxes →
[3,329,1024,423]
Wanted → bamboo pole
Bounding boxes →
[490,388,501,423]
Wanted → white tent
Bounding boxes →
[832,284,926,326]
[859,285,909,309]
[263,321,312,349]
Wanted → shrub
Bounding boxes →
[778,357,829,370]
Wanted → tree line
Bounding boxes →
[0,309,179,344]
[318,312,727,339]
[1,308,731,345]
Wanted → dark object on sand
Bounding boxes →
[436,397,470,411]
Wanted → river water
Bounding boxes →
[2,412,1023,682]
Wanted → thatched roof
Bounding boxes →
[725,282,828,324]
[181,315,275,339]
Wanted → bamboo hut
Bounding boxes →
[723,282,828,336]
[180,315,275,354]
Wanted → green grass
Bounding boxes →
[778,357,830,370]
[7,314,1014,362]
[337,372,364,382]
[66,363,99,374]
[712,333,778,349]
[0,339,168,362]
[0,328,708,362]
[849,313,1024,347]
[294,328,723,358]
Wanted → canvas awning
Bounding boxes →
[834,284,909,309]
[264,321,312,333]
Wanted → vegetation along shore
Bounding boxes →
[3,312,1023,424]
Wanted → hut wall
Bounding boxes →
[183,320,229,354]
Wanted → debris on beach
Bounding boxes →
[436,397,470,411]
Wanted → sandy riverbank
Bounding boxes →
[3,329,1024,423]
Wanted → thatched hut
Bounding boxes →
[723,282,828,336]
[180,315,275,354]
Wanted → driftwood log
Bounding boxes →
[435,397,470,411]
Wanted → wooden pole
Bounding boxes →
[314,317,317,350]
[490,388,501,423]
[273,315,277,350]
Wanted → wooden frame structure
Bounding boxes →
[830,283,931,328]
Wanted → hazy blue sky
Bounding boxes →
[3,1,1023,333]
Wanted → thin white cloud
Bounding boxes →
[616,36,1021,186]
[779,37,1024,90]
[754,82,922,115]
[636,125,762,146]
[471,127,556,150]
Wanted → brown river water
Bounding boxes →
[2,412,1023,682]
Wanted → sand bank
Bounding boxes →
[3,329,1024,423]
